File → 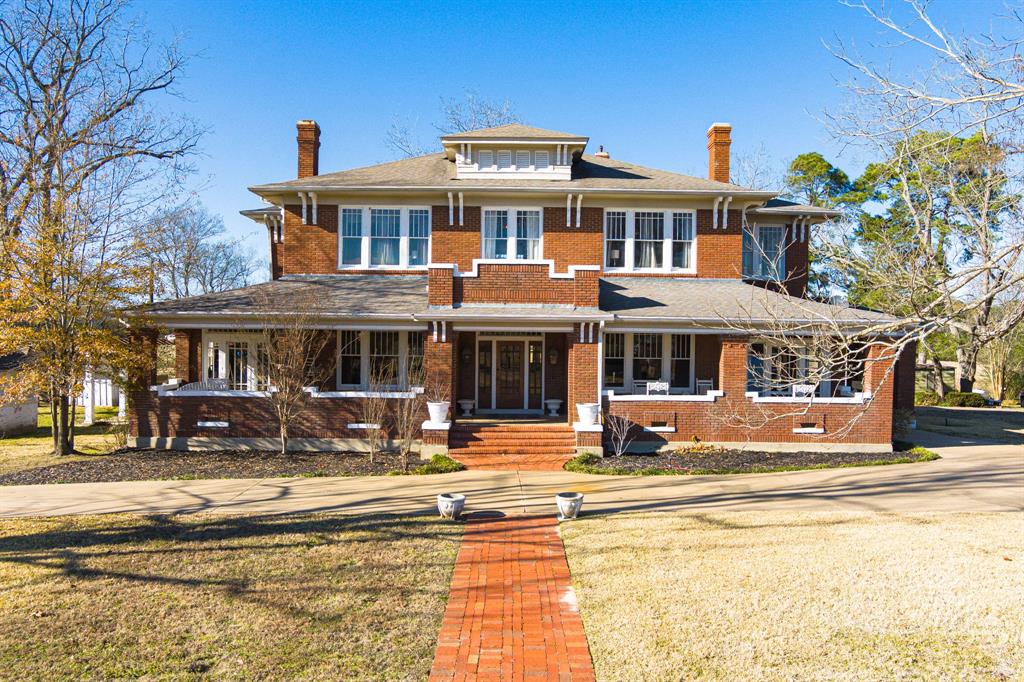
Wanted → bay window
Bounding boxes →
[602,332,695,393]
[336,206,432,269]
[604,209,697,272]
[481,207,544,260]
[743,224,786,280]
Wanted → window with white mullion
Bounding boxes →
[634,212,664,269]
[338,207,431,269]
[481,208,543,260]
[604,209,696,272]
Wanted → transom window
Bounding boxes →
[743,224,786,280]
[603,332,695,394]
[482,208,543,260]
[337,330,425,389]
[337,206,431,269]
[604,209,697,272]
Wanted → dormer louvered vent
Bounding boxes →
[516,150,531,168]
[442,124,587,181]
[477,150,493,169]
[497,150,512,170]
[534,151,549,169]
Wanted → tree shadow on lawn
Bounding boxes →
[0,512,459,624]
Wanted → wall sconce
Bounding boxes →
[548,348,559,365]
[461,346,472,362]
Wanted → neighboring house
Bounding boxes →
[131,121,915,462]
[0,352,37,437]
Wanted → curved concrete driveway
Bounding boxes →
[1,430,1021,518]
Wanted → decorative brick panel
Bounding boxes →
[567,326,598,411]
[173,329,202,383]
[696,209,743,278]
[429,266,455,306]
[544,206,603,272]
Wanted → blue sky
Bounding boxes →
[139,0,1001,269]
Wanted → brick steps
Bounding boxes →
[449,422,577,471]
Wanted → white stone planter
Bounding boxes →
[437,493,466,520]
[544,398,563,417]
[556,492,584,521]
[576,402,599,426]
[457,399,475,417]
[427,401,450,424]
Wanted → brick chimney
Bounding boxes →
[296,120,320,178]
[706,122,731,183]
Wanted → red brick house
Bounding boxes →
[131,121,914,466]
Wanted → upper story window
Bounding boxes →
[337,206,431,269]
[603,209,697,273]
[743,224,786,280]
[482,208,543,260]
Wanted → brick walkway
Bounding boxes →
[428,515,596,681]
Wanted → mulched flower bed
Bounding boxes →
[0,449,433,486]
[565,446,939,476]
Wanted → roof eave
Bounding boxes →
[248,183,777,198]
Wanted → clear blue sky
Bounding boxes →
[139,0,1001,272]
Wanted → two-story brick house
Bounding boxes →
[131,121,914,468]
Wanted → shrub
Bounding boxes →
[915,390,940,406]
[564,452,602,473]
[408,454,465,475]
[941,391,988,407]
[674,436,724,456]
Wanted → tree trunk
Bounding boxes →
[956,346,978,393]
[930,357,947,398]
[54,394,74,455]
[279,421,288,456]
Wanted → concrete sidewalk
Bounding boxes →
[1,430,1021,518]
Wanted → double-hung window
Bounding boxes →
[408,209,431,266]
[370,209,401,266]
[337,207,432,269]
[743,224,786,280]
[340,209,363,266]
[337,331,425,390]
[604,209,697,272]
[482,210,509,259]
[602,332,695,393]
[482,208,543,260]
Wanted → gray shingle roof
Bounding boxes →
[143,275,428,320]
[440,124,586,141]
[600,278,897,326]
[250,153,762,195]
[750,198,841,218]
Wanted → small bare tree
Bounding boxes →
[254,289,335,455]
[385,90,519,158]
[604,413,636,458]
[359,361,392,465]
[391,367,426,472]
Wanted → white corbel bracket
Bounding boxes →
[712,196,723,229]
[298,192,308,225]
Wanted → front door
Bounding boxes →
[495,341,524,409]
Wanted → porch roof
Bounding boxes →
[599,278,899,328]
[139,274,428,322]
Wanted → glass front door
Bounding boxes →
[495,341,524,409]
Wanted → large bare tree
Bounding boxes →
[821,0,1024,392]
[0,0,200,454]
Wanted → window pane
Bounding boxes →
[632,333,663,382]
[634,212,664,269]
[339,330,361,386]
[605,211,626,268]
[407,332,424,384]
[483,210,509,259]
[672,242,691,269]
[227,341,248,390]
[370,209,400,266]
[671,335,691,389]
[369,331,399,385]
[604,333,625,388]
[409,209,430,238]
[757,226,785,278]
[672,212,693,269]
[516,210,541,259]
[341,209,363,266]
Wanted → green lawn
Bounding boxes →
[0,406,122,475]
[0,513,460,680]
[563,511,1023,681]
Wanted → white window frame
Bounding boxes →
[201,331,268,392]
[746,340,832,397]
[603,209,697,273]
[480,207,544,261]
[336,330,424,390]
[336,206,432,270]
[602,332,695,394]
[744,224,786,280]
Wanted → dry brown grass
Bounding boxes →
[917,406,1024,444]
[0,513,460,680]
[562,511,1024,681]
[0,406,121,475]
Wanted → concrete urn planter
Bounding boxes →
[556,492,584,521]
[576,402,599,426]
[456,399,475,417]
[437,493,466,520]
[427,401,450,424]
[544,398,563,416]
